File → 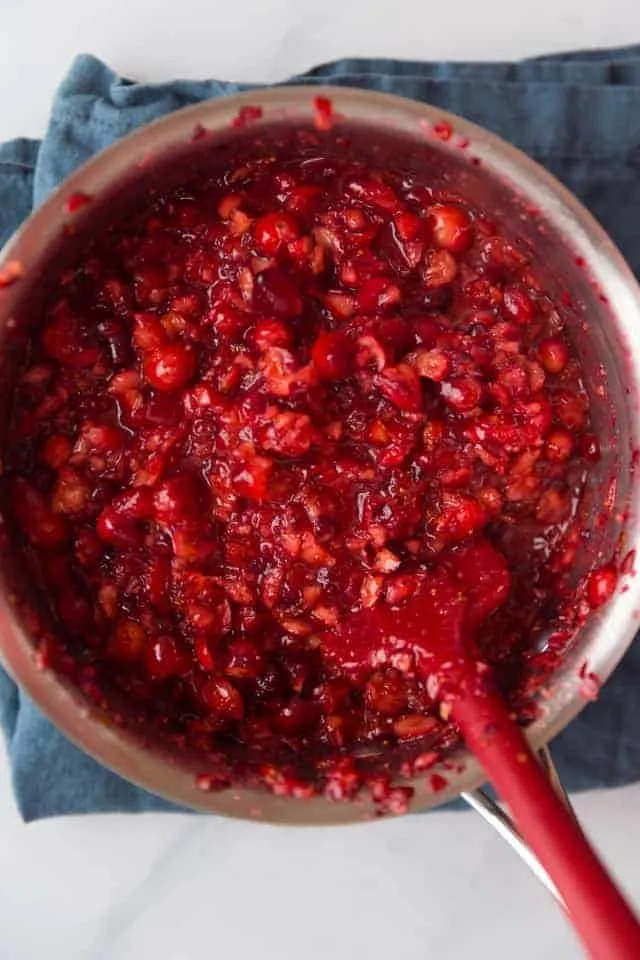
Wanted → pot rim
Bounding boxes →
[1,84,640,824]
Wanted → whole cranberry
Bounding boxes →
[254,212,299,254]
[153,475,206,523]
[440,378,483,412]
[427,203,473,253]
[201,677,244,720]
[546,429,574,462]
[345,177,398,212]
[144,343,197,392]
[145,635,191,680]
[225,639,266,678]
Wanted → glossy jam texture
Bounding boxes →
[3,126,597,801]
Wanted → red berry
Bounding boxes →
[133,313,166,350]
[423,249,457,287]
[503,284,535,324]
[254,212,299,254]
[313,96,334,131]
[253,319,292,350]
[376,364,422,412]
[345,177,398,212]
[545,429,574,462]
[410,349,450,382]
[538,337,569,374]
[144,343,197,391]
[201,678,244,720]
[428,204,473,253]
[42,433,73,469]
[153,475,206,523]
[433,493,486,544]
[107,619,146,664]
[355,277,401,314]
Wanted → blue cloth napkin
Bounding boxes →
[2,50,640,821]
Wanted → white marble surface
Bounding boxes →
[2,3,640,958]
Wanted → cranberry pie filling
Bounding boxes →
[2,125,603,806]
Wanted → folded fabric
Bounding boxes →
[2,49,640,820]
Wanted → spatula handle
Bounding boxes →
[452,685,640,960]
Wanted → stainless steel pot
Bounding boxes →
[1,86,639,830]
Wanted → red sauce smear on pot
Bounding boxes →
[2,125,600,806]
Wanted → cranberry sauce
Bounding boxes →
[2,124,599,804]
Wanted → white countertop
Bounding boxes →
[2,3,640,958]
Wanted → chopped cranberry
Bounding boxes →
[145,635,191,680]
[503,284,535,324]
[432,493,486,545]
[311,330,352,380]
[133,313,166,350]
[345,177,398,212]
[393,714,438,740]
[440,378,483,412]
[43,434,73,469]
[433,121,453,141]
[256,410,313,456]
[153,475,205,523]
[585,565,618,608]
[393,210,424,242]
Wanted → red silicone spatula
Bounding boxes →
[326,536,640,960]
